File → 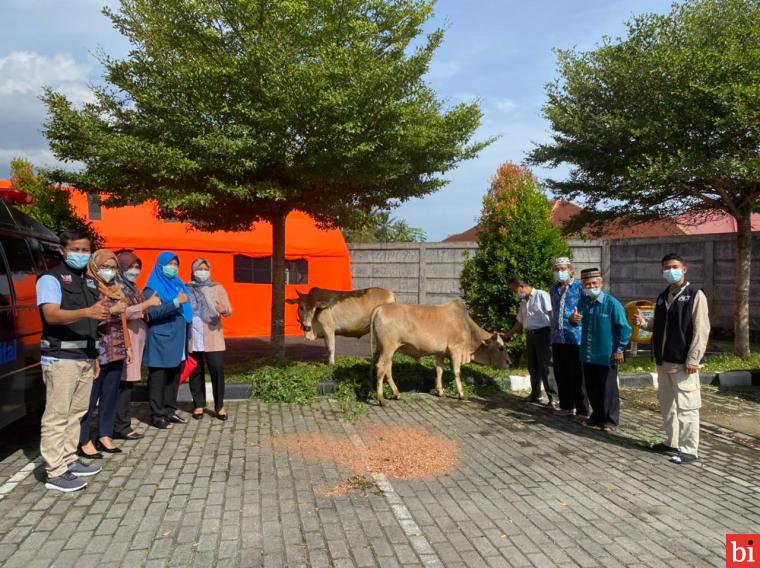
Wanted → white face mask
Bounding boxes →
[124,268,141,282]
[194,270,210,282]
[98,268,117,283]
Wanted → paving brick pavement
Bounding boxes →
[0,391,757,568]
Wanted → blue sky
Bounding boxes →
[0,0,671,240]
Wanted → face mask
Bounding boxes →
[65,252,90,270]
[516,291,526,300]
[663,268,683,284]
[554,270,569,283]
[584,287,602,298]
[124,268,141,282]
[162,265,178,278]
[98,268,117,283]
[194,270,210,282]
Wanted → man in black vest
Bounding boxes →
[634,253,710,465]
[36,229,111,492]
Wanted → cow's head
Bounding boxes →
[285,290,330,340]
[472,333,511,369]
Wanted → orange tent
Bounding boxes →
[67,192,352,338]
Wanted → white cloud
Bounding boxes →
[0,51,94,176]
[0,51,93,103]
[492,97,516,113]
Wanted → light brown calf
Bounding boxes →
[370,300,510,405]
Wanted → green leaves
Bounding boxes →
[529,0,760,223]
[43,0,487,230]
[461,163,569,359]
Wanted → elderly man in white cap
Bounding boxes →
[549,257,589,418]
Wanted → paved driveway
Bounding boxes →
[0,390,757,568]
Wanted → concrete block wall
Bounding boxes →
[609,232,760,333]
[347,240,606,305]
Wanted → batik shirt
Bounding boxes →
[550,279,583,345]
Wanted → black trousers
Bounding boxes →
[526,327,558,400]
[148,366,180,422]
[188,351,226,410]
[552,343,589,415]
[583,363,620,427]
[114,381,136,436]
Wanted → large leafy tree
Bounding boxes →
[461,162,569,359]
[529,0,760,356]
[42,0,487,359]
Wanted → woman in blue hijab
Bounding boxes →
[142,252,193,429]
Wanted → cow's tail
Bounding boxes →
[368,305,383,381]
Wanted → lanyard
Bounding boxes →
[666,282,689,309]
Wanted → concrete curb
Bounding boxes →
[130,367,759,401]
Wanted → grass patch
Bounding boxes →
[227,355,510,416]
[619,352,760,374]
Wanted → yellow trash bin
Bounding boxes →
[625,300,655,343]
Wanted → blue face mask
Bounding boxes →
[65,252,90,270]
[663,268,683,284]
[516,291,526,300]
[584,287,602,298]
[554,270,569,283]
[162,265,178,278]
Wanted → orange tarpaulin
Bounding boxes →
[66,192,352,338]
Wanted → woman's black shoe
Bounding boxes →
[216,409,229,421]
[153,418,169,429]
[95,440,123,454]
[192,411,204,420]
[77,445,103,460]
[168,414,188,424]
[114,430,144,440]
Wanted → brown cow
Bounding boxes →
[370,299,510,405]
[285,287,396,364]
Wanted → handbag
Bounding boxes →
[179,356,198,384]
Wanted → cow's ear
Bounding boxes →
[284,298,298,304]
[316,301,330,309]
[296,290,305,298]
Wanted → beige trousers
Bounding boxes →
[40,359,96,478]
[656,364,701,456]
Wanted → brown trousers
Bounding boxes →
[40,359,96,478]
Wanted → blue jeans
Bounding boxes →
[80,360,124,442]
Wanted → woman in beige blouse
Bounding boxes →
[187,259,233,420]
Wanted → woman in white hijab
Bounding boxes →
[187,258,233,420]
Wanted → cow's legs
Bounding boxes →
[452,351,465,399]
[324,331,336,364]
[375,352,392,406]
[434,354,445,397]
[386,365,402,400]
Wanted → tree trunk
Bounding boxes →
[270,208,288,361]
[733,206,752,357]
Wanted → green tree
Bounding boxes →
[343,208,427,243]
[9,158,101,245]
[529,0,760,356]
[42,0,488,359]
[460,162,569,359]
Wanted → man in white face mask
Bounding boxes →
[569,268,631,433]
[633,253,710,465]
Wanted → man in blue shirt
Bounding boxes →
[36,229,111,492]
[569,268,631,432]
[549,257,589,418]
